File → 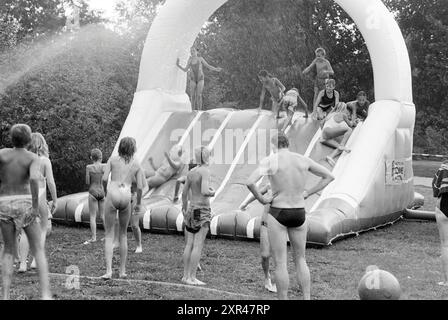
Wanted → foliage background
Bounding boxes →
[0,0,446,195]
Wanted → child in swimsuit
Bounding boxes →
[84,148,105,245]
[176,46,222,110]
[321,102,354,166]
[303,47,335,105]
[313,79,340,121]
[101,137,144,279]
[258,70,286,120]
[240,183,277,293]
[146,144,186,194]
[18,132,57,272]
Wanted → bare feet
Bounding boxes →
[438,281,448,286]
[264,279,277,293]
[135,246,142,254]
[100,272,113,280]
[30,258,36,269]
[119,273,127,279]
[184,278,206,286]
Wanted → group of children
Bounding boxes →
[257,47,371,166]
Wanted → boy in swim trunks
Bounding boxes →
[181,146,215,286]
[258,70,286,121]
[303,47,335,105]
[0,124,52,299]
[246,132,334,300]
[146,144,185,193]
[84,148,105,244]
[279,88,309,132]
[313,79,340,121]
[240,183,277,293]
[101,137,144,279]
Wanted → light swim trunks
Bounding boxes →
[0,195,36,232]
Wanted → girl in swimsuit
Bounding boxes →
[176,46,222,110]
[313,79,340,121]
[433,160,448,286]
[101,137,144,279]
[84,148,105,245]
[18,132,57,273]
[321,102,355,166]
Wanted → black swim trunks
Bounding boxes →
[440,193,448,218]
[269,207,306,228]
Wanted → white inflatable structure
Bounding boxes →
[54,0,416,245]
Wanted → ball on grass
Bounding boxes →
[358,266,401,300]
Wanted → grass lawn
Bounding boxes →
[4,187,447,300]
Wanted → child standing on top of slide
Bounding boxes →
[258,70,286,121]
[84,148,105,245]
[303,47,335,105]
[146,144,186,193]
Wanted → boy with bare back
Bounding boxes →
[258,70,286,120]
[101,137,144,279]
[84,148,105,244]
[246,132,334,300]
[181,146,215,286]
[0,124,51,299]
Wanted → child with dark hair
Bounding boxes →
[84,148,105,245]
[346,91,371,122]
[101,137,144,279]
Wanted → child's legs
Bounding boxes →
[88,194,98,240]
[118,204,131,276]
[24,220,51,299]
[103,199,117,275]
[1,222,16,300]
[189,81,198,109]
[189,223,209,280]
[196,80,205,110]
[183,229,194,279]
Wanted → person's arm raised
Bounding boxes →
[302,59,316,75]
[201,57,222,72]
[176,57,191,72]
[275,78,286,94]
[164,151,182,170]
[304,159,335,199]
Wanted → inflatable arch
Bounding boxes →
[54,0,416,245]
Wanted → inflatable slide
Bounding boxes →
[53,0,417,246]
